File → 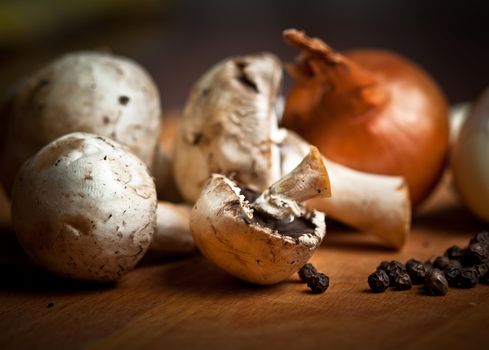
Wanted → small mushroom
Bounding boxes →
[174,53,411,248]
[150,202,195,255]
[190,147,330,285]
[11,132,157,281]
[0,51,161,194]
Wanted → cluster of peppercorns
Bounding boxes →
[298,263,330,294]
[368,231,489,296]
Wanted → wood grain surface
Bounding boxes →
[0,176,487,350]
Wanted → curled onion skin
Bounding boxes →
[282,29,449,206]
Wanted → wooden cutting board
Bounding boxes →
[0,175,487,350]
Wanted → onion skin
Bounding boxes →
[282,29,449,206]
[451,87,489,221]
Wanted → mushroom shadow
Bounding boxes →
[159,254,285,297]
[138,249,198,267]
[322,233,395,253]
[413,204,486,235]
[0,232,116,295]
[321,221,395,253]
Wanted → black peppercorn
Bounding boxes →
[394,273,412,291]
[474,263,489,282]
[444,266,461,287]
[433,256,450,270]
[463,243,488,266]
[307,273,329,294]
[376,261,390,272]
[447,259,463,270]
[368,270,390,293]
[405,259,428,285]
[458,267,479,288]
[445,245,465,261]
[424,269,448,296]
[470,231,489,246]
[424,258,433,267]
[385,260,406,284]
[406,258,420,271]
[298,263,317,282]
[479,263,489,284]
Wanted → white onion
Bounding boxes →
[451,87,489,221]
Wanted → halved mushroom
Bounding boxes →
[174,53,411,248]
[190,147,330,284]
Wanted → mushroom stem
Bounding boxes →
[150,202,195,255]
[253,146,331,220]
[281,131,410,249]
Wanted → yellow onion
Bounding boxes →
[282,29,449,206]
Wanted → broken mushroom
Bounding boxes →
[11,132,157,281]
[174,52,411,248]
[0,51,161,194]
[190,147,330,284]
[281,131,410,248]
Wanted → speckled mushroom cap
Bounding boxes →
[11,132,157,281]
[0,51,161,194]
[190,174,326,285]
[173,53,284,203]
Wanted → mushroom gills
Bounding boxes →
[241,187,318,239]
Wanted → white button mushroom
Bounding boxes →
[0,51,161,194]
[190,147,330,285]
[173,53,284,202]
[11,133,157,281]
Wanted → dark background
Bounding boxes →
[0,0,488,109]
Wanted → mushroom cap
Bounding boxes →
[174,53,284,203]
[1,51,161,194]
[190,174,326,285]
[11,132,157,281]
